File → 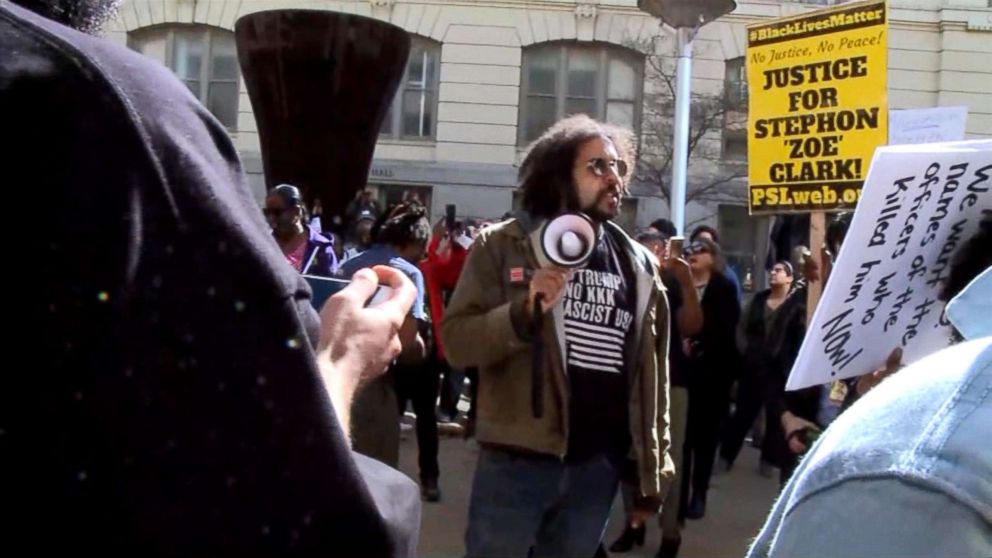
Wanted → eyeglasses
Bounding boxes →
[586,157,628,178]
[684,243,711,256]
[262,207,287,218]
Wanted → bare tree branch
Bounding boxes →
[627,35,747,212]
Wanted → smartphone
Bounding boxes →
[668,236,684,259]
[445,204,457,231]
[303,275,392,310]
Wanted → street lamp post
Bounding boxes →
[637,0,736,235]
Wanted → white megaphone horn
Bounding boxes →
[539,212,597,268]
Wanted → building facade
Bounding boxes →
[106,0,992,274]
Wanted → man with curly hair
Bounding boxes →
[442,115,675,557]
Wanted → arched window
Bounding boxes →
[519,42,644,144]
[129,25,239,130]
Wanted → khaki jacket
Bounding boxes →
[441,214,675,498]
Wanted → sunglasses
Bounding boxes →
[262,207,289,218]
[684,243,711,256]
[586,157,628,178]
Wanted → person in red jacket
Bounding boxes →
[421,219,474,423]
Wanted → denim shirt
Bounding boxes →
[747,337,992,558]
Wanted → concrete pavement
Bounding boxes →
[398,424,781,558]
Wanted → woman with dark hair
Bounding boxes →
[720,261,797,475]
[682,237,741,519]
[263,184,338,276]
[690,225,743,302]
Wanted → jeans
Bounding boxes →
[465,448,620,558]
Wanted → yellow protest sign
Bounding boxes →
[747,0,888,215]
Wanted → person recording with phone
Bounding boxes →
[681,237,741,519]
[422,206,475,426]
[441,115,674,558]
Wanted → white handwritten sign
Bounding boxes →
[787,139,992,391]
[889,106,968,146]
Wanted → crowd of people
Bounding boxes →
[8,0,990,557]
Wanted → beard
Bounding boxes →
[14,0,121,34]
[583,189,620,223]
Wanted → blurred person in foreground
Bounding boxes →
[4,0,421,554]
[748,214,992,558]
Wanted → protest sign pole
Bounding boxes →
[807,210,825,325]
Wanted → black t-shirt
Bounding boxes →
[662,274,689,388]
[3,3,416,554]
[563,232,636,462]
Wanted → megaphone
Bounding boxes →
[539,212,597,268]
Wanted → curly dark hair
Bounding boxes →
[518,114,636,219]
[940,210,992,302]
[372,201,431,249]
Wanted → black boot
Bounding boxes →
[654,536,682,558]
[686,493,706,520]
[656,536,682,558]
[608,524,645,553]
[420,477,441,503]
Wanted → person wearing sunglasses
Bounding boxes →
[264,184,339,277]
[681,236,742,520]
[442,115,674,558]
[689,225,743,303]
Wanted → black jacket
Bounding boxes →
[2,2,417,554]
[688,270,741,384]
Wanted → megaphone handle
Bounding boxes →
[531,293,545,419]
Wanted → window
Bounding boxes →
[380,38,440,140]
[723,129,747,161]
[725,57,747,110]
[519,42,643,144]
[129,26,240,130]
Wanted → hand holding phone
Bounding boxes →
[668,236,684,260]
[304,275,393,310]
[445,204,457,231]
